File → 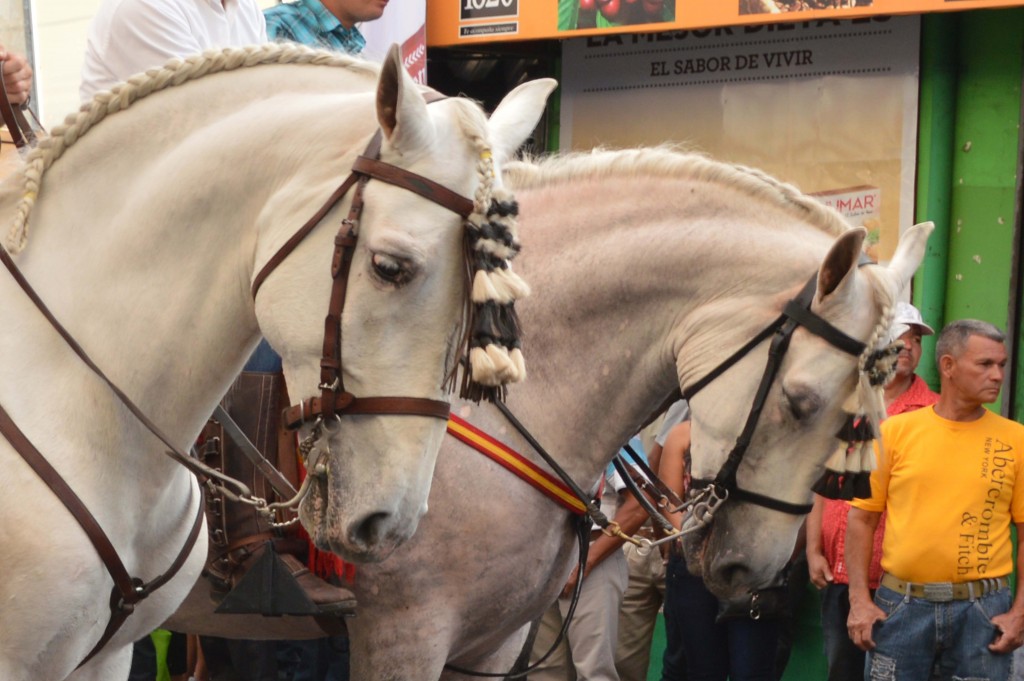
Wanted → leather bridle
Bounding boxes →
[256,129,473,432]
[0,93,479,669]
[681,272,869,518]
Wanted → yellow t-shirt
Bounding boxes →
[852,406,1024,582]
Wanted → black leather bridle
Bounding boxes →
[682,272,869,517]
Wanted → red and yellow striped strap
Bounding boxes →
[447,414,587,515]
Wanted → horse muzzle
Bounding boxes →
[298,460,425,564]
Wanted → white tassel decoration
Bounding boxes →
[485,344,516,383]
[472,270,501,303]
[470,346,500,386]
[509,347,526,383]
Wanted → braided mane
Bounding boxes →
[6,43,378,253]
[505,146,852,238]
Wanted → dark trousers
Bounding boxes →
[200,637,278,681]
[277,637,349,681]
[128,636,158,681]
[662,552,779,681]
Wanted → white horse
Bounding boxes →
[0,44,552,680]
[167,146,931,679]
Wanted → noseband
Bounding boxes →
[253,128,473,432]
[682,273,868,518]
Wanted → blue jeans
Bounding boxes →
[820,583,867,681]
[662,551,779,681]
[244,338,283,372]
[868,584,1013,681]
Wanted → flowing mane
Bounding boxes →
[6,43,378,253]
[505,146,851,238]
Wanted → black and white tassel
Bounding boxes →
[460,187,530,402]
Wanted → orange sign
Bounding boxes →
[428,0,1024,46]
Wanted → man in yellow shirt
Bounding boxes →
[847,319,1024,680]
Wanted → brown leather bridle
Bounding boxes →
[0,89,480,669]
[254,128,476,432]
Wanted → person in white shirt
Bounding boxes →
[80,0,267,102]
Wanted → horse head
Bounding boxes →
[255,47,556,562]
[681,221,932,603]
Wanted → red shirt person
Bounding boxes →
[805,302,937,681]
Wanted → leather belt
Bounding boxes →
[880,573,1009,602]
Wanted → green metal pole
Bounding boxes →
[912,12,958,390]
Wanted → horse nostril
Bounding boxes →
[718,561,752,592]
[348,511,391,549]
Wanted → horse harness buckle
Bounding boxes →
[749,591,763,621]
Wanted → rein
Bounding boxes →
[0,100,479,668]
[683,272,868,519]
[0,60,43,154]
[0,405,205,668]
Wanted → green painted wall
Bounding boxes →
[912,12,957,390]
[944,11,1022,322]
[936,9,1023,414]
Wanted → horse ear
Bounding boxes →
[886,221,934,293]
[376,44,433,155]
[487,78,558,164]
[817,227,866,300]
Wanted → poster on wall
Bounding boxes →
[429,0,1022,45]
[361,0,427,83]
[560,15,920,262]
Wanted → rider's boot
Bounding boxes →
[200,371,356,616]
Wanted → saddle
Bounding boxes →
[198,371,356,618]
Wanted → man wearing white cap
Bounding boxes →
[881,301,936,409]
[805,302,938,681]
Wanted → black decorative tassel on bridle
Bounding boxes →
[456,188,529,403]
[811,341,903,501]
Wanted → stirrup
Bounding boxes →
[215,545,320,616]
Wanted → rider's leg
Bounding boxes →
[202,366,355,615]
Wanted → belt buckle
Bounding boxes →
[922,582,954,602]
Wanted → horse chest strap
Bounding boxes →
[0,402,205,668]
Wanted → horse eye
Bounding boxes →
[783,387,822,422]
[371,253,412,286]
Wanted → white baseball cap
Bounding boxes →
[888,301,935,342]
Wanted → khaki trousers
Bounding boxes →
[529,548,629,681]
[614,542,667,681]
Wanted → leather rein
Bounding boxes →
[0,59,41,154]
[0,97,475,669]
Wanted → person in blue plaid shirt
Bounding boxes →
[265,0,387,55]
